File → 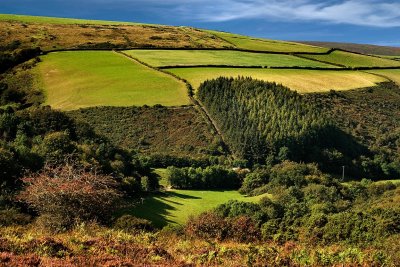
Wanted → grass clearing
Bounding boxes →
[366,69,400,85]
[38,51,189,110]
[207,30,328,53]
[128,189,268,227]
[300,50,400,67]
[125,49,336,68]
[168,68,387,93]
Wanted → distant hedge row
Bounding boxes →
[0,48,41,73]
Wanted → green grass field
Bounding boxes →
[206,30,328,53]
[0,14,137,25]
[124,49,336,68]
[366,69,400,85]
[378,55,400,60]
[128,189,268,227]
[168,68,387,93]
[300,50,400,67]
[38,51,189,110]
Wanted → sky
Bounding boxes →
[1,0,400,46]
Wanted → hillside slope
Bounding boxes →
[0,14,327,53]
[298,41,400,56]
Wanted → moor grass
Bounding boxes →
[125,49,336,68]
[168,68,387,93]
[68,106,219,157]
[300,50,400,67]
[0,19,230,51]
[38,51,189,110]
[299,40,400,56]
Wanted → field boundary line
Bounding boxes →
[160,65,342,70]
[116,50,234,157]
[363,71,399,86]
[43,46,335,55]
[292,53,347,68]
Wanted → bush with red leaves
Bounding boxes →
[18,164,122,232]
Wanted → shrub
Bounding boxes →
[114,215,154,232]
[141,175,159,192]
[259,197,284,219]
[230,216,261,242]
[239,168,269,195]
[269,161,319,188]
[37,131,76,163]
[18,164,122,232]
[185,212,229,240]
[0,208,31,226]
[322,212,381,244]
[215,200,264,221]
[0,147,21,188]
[261,219,281,241]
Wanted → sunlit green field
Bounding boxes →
[124,168,268,227]
[168,68,387,93]
[38,51,189,110]
[300,50,400,67]
[377,55,400,60]
[366,69,400,85]
[0,14,137,25]
[207,30,328,53]
[129,189,268,227]
[124,49,336,68]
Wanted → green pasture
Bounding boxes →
[366,69,400,85]
[206,30,328,53]
[168,68,387,93]
[0,14,137,25]
[124,49,336,68]
[300,50,400,68]
[129,189,268,227]
[37,51,189,110]
[377,55,400,60]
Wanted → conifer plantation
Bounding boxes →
[197,77,362,169]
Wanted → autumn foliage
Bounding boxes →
[18,164,122,231]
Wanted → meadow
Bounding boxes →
[168,68,387,93]
[37,51,189,110]
[207,30,328,53]
[126,169,268,227]
[124,49,336,68]
[128,188,267,227]
[300,50,400,67]
[367,69,400,85]
[378,55,400,60]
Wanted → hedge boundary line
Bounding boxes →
[115,50,234,157]
[160,65,342,70]
[160,64,400,71]
[115,50,194,97]
[42,47,400,69]
[43,46,335,55]
[294,49,400,69]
